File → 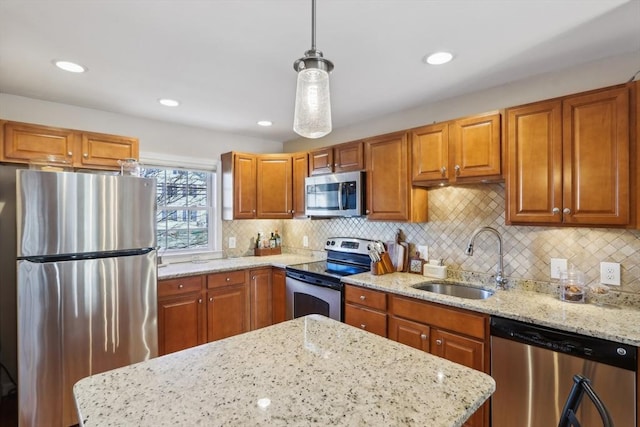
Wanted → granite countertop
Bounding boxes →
[342,272,640,346]
[158,254,319,279]
[74,315,495,427]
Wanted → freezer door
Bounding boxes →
[17,170,156,257]
[17,251,157,427]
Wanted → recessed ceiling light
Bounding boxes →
[159,98,180,107]
[257,120,273,127]
[54,60,86,73]
[424,52,454,65]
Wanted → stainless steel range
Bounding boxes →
[285,237,373,322]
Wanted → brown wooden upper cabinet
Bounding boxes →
[1,120,138,170]
[506,85,631,226]
[308,140,364,175]
[222,151,307,220]
[412,112,502,186]
[364,131,428,222]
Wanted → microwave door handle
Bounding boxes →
[338,182,344,210]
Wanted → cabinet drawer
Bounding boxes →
[344,304,387,337]
[158,275,203,298]
[344,285,387,311]
[389,295,487,340]
[207,270,247,289]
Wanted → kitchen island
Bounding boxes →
[74,315,495,426]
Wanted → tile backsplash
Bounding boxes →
[222,183,640,294]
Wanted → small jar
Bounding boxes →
[118,158,141,176]
[559,268,585,303]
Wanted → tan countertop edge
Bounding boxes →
[342,272,640,347]
[74,315,495,427]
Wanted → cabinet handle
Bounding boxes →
[198,298,202,304]
[67,151,73,157]
[563,207,572,214]
[360,324,366,329]
[83,153,88,158]
[420,334,427,340]
[359,295,366,300]
[436,339,442,346]
[209,297,213,302]
[454,165,460,176]
[552,207,560,214]
[178,284,184,289]
[440,166,447,177]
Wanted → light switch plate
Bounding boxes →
[228,237,236,248]
[600,262,621,286]
[550,258,568,279]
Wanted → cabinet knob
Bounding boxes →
[83,153,88,158]
[209,297,213,302]
[198,298,202,304]
[334,163,338,168]
[178,284,184,289]
[552,207,560,214]
[67,151,73,157]
[226,277,230,281]
[420,334,427,340]
[252,276,256,280]
[359,295,366,300]
[360,324,366,329]
[291,210,295,214]
[252,209,256,213]
[365,209,370,214]
[454,165,460,176]
[563,207,572,214]
[440,166,447,177]
[436,339,442,346]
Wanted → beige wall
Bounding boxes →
[222,183,640,293]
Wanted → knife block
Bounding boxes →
[371,253,395,275]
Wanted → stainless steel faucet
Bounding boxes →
[465,226,508,289]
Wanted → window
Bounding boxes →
[140,166,216,253]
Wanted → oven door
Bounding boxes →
[285,277,342,322]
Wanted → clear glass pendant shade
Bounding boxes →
[293,67,332,139]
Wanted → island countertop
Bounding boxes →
[74,315,495,427]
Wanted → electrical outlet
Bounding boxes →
[600,262,621,286]
[417,245,429,260]
[550,258,568,279]
[228,237,236,249]
[303,235,309,247]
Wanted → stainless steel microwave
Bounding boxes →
[305,171,365,217]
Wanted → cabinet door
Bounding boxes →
[344,304,387,337]
[233,153,257,219]
[80,132,138,170]
[411,122,449,183]
[309,147,333,175]
[249,268,273,330]
[388,316,429,352]
[506,100,563,224]
[158,292,205,355]
[272,268,286,324]
[334,141,364,173]
[256,154,293,218]
[292,152,308,218]
[207,284,249,342]
[562,87,629,225]
[431,329,486,427]
[2,122,77,164]
[365,132,410,221]
[450,112,501,181]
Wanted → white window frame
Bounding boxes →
[140,152,222,262]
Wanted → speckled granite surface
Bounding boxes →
[342,272,640,346]
[74,315,495,427]
[157,254,320,279]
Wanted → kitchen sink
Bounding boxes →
[412,282,494,300]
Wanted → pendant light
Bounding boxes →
[293,0,334,139]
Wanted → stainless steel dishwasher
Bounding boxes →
[491,316,636,427]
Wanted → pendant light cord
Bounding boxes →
[311,0,317,51]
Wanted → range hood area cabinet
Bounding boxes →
[221,151,308,220]
[411,111,502,186]
[0,120,138,170]
[505,84,632,227]
[308,140,364,176]
[364,131,428,222]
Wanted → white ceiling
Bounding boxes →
[1,0,639,143]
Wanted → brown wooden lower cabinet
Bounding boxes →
[344,284,388,337]
[272,267,287,324]
[249,267,273,330]
[206,284,249,342]
[388,316,430,352]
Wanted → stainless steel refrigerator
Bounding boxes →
[16,170,158,426]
